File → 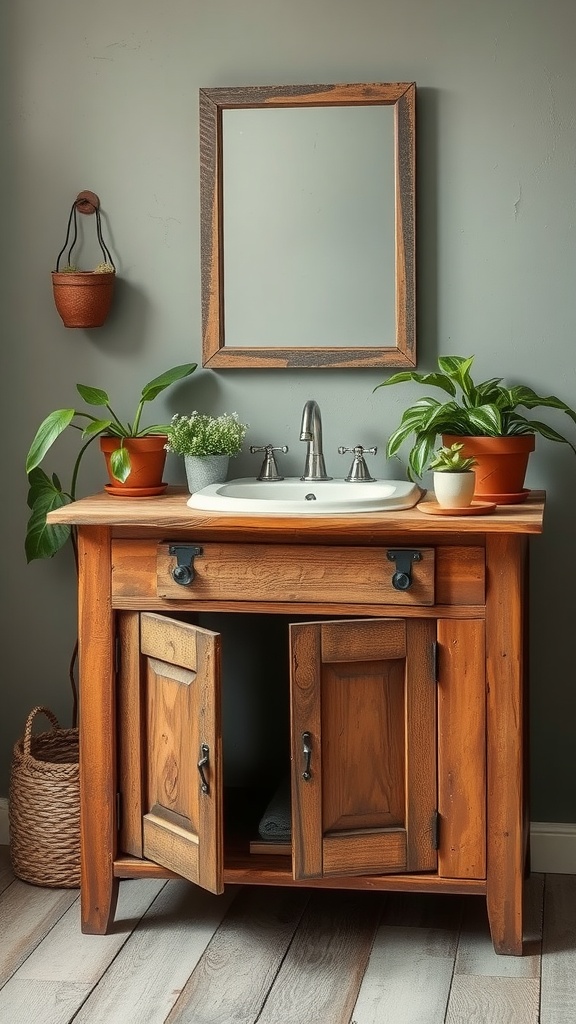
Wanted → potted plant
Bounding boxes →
[428,442,477,509]
[376,354,576,501]
[165,411,249,493]
[25,362,197,561]
[52,192,117,328]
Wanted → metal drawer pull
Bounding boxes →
[387,549,422,591]
[197,744,210,793]
[169,544,203,586]
[302,732,312,780]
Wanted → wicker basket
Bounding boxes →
[9,706,80,888]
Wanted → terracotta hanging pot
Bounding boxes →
[100,436,168,497]
[52,270,115,328]
[52,190,116,329]
[442,434,536,503]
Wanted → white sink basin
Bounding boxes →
[186,477,422,515]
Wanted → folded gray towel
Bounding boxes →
[258,776,291,841]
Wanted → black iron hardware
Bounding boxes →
[302,731,312,780]
[386,549,422,591]
[197,744,210,794]
[169,544,203,586]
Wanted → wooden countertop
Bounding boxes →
[47,487,546,540]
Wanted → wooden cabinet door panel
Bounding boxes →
[290,618,437,880]
[131,612,223,894]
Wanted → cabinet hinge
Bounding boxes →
[432,809,440,850]
[116,792,122,832]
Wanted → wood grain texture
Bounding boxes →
[156,542,435,606]
[77,526,119,935]
[72,881,237,1024]
[199,82,415,369]
[139,615,223,894]
[485,534,527,955]
[256,890,384,1024]
[446,975,539,1023]
[7,864,573,1023]
[165,886,309,1023]
[437,618,486,879]
[352,925,458,1024]
[540,873,576,1023]
[0,881,77,985]
[47,488,546,536]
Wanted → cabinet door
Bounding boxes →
[119,611,223,894]
[290,618,437,879]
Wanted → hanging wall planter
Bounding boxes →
[52,191,116,328]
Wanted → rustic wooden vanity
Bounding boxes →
[48,488,545,955]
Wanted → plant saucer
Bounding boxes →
[417,499,497,516]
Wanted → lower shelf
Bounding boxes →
[113,854,486,895]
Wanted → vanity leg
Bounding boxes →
[77,526,119,934]
[485,534,527,955]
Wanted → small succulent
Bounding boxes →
[428,443,477,473]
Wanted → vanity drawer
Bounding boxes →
[110,540,435,605]
[154,542,435,605]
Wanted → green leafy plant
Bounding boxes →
[428,442,477,473]
[25,362,197,561]
[376,354,576,478]
[165,412,249,457]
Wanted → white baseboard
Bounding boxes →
[0,800,573,873]
[530,821,576,874]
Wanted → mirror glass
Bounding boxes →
[199,83,416,369]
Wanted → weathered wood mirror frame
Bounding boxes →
[199,82,416,369]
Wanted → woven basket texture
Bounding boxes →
[9,706,80,888]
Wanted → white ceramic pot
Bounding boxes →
[433,470,475,509]
[184,454,229,494]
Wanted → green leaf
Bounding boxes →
[523,418,576,454]
[26,409,76,473]
[109,445,131,483]
[136,424,171,436]
[375,370,457,397]
[82,418,112,438]
[76,384,110,406]
[25,473,72,561]
[464,404,503,435]
[140,363,197,403]
[508,386,576,425]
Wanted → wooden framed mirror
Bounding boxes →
[199,82,416,369]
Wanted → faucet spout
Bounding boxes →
[300,400,332,481]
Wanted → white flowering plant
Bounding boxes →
[165,412,249,457]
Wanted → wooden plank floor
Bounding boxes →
[0,847,575,1023]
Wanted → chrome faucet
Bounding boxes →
[300,400,332,481]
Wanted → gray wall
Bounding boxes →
[2,1,575,821]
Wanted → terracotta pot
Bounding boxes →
[100,436,168,496]
[442,434,535,502]
[52,271,115,328]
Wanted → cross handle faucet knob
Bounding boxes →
[250,444,289,481]
[338,444,378,482]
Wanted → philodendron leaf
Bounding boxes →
[82,418,112,438]
[26,409,76,473]
[109,445,131,483]
[140,363,197,403]
[76,384,110,406]
[25,469,72,561]
[465,404,503,435]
